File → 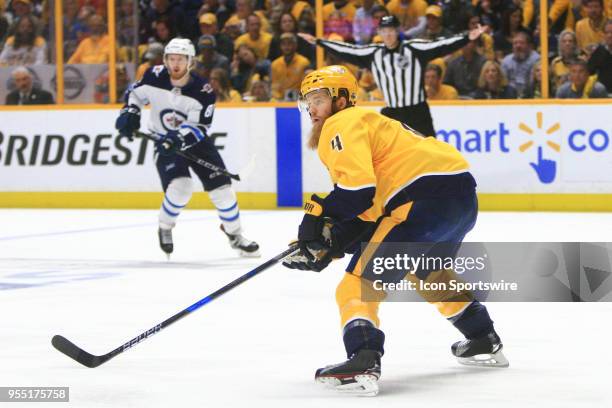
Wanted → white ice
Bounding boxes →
[1,209,611,408]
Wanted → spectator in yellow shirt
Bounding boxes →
[281,0,312,22]
[425,64,458,100]
[386,0,427,31]
[271,33,310,100]
[67,14,110,64]
[323,0,357,23]
[225,0,271,34]
[576,0,607,52]
[210,67,243,102]
[135,42,164,80]
[234,14,273,61]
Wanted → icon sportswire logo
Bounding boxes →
[517,112,561,184]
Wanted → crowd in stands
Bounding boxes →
[1,0,610,104]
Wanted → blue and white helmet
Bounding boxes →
[164,38,196,70]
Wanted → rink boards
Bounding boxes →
[1,101,611,211]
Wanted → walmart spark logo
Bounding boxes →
[518,112,561,184]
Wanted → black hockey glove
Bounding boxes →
[115,105,141,141]
[157,130,183,156]
[282,195,343,272]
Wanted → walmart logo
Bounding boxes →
[518,112,561,184]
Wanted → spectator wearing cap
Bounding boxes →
[199,13,234,61]
[556,59,608,98]
[67,14,110,64]
[550,30,581,94]
[352,0,378,44]
[425,64,458,100]
[5,65,54,105]
[300,14,485,136]
[0,14,46,66]
[501,31,540,96]
[443,39,486,97]
[322,0,357,23]
[271,32,310,100]
[576,0,607,52]
[195,34,230,79]
[268,12,314,63]
[588,19,612,93]
[224,0,271,35]
[234,14,273,61]
[385,0,427,31]
[135,42,164,80]
[417,5,453,40]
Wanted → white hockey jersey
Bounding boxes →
[124,65,216,142]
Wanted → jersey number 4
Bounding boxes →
[331,134,344,151]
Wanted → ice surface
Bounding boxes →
[1,209,611,407]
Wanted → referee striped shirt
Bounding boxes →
[317,34,469,108]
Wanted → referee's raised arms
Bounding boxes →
[316,34,469,108]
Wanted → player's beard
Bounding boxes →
[307,101,342,150]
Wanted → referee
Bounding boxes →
[299,16,485,137]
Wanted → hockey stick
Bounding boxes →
[51,245,299,368]
[136,131,241,181]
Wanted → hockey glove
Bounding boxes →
[156,130,184,156]
[283,220,342,272]
[115,105,141,141]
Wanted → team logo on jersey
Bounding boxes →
[331,134,344,151]
[152,65,164,77]
[159,109,187,131]
[201,83,213,93]
[396,55,410,69]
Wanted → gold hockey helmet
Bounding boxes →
[299,65,358,107]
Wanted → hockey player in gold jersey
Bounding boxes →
[282,66,508,396]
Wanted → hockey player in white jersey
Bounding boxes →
[115,38,260,258]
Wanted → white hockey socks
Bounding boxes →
[159,177,193,229]
[209,185,241,234]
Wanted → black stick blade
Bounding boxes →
[51,335,107,368]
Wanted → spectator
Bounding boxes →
[67,14,109,64]
[230,44,269,93]
[1,3,11,48]
[117,0,137,47]
[588,19,612,93]
[324,9,354,41]
[385,0,427,31]
[151,16,176,46]
[271,32,310,100]
[135,42,164,80]
[198,0,232,31]
[210,67,242,102]
[297,3,316,35]
[5,66,54,104]
[141,0,187,43]
[94,63,131,103]
[472,60,518,99]
[0,14,45,66]
[475,0,502,32]
[550,30,581,93]
[556,59,608,98]
[198,12,234,61]
[281,0,312,22]
[444,40,486,96]
[225,0,271,35]
[442,0,474,34]
[62,0,89,59]
[353,0,378,44]
[7,0,35,22]
[493,5,525,58]
[425,64,458,100]
[234,14,273,61]
[576,0,606,52]
[268,12,314,63]
[501,31,539,96]
[194,34,230,79]
[549,0,582,35]
[467,12,494,60]
[247,79,273,102]
[522,62,544,98]
[417,5,452,41]
[323,0,357,23]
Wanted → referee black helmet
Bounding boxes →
[379,15,399,29]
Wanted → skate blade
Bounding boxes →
[316,374,379,397]
[238,249,261,258]
[457,349,509,368]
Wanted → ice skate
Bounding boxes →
[158,227,173,259]
[315,349,381,397]
[452,330,509,367]
[220,225,260,257]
